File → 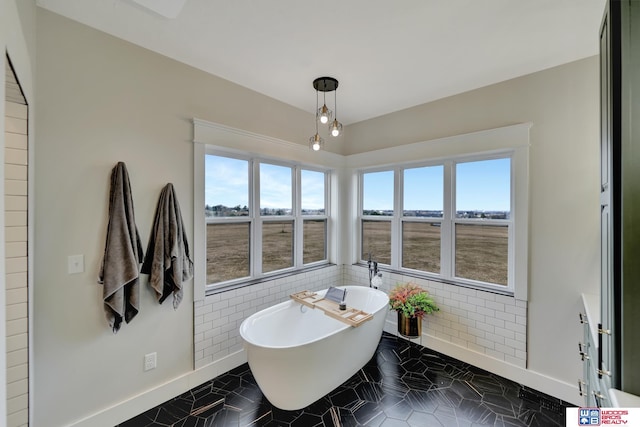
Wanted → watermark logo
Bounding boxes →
[570,408,637,425]
[578,408,600,426]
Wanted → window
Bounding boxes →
[195,120,529,299]
[402,165,444,273]
[359,154,515,293]
[301,170,327,264]
[205,155,250,284]
[204,153,329,289]
[454,158,511,286]
[260,163,294,273]
[361,170,394,264]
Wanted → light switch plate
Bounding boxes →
[68,255,84,274]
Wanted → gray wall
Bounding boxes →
[33,8,318,426]
[33,7,600,426]
[348,56,601,386]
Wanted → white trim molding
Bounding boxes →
[193,118,344,168]
[67,350,247,427]
[345,122,531,300]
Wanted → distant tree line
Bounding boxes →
[456,211,508,219]
[206,204,325,217]
[207,205,506,219]
[205,204,249,217]
[362,209,508,219]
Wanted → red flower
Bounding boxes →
[388,282,439,318]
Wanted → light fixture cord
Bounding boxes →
[323,84,327,110]
[334,87,338,119]
[315,87,319,133]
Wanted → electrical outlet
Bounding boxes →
[144,352,157,371]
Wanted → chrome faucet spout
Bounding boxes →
[368,254,379,287]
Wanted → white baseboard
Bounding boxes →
[68,321,581,427]
[68,350,247,427]
[383,321,581,406]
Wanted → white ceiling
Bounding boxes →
[36,0,606,125]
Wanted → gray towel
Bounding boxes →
[98,162,144,333]
[141,183,193,309]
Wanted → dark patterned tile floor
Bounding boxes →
[118,333,570,427]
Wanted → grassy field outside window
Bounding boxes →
[205,152,329,288]
[359,155,512,291]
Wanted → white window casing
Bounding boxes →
[193,119,530,300]
[348,123,530,300]
[193,119,339,298]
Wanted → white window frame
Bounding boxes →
[358,152,515,294]
[358,167,395,265]
[449,154,514,289]
[193,119,342,301]
[399,161,445,276]
[256,159,296,276]
[352,123,529,299]
[197,148,330,294]
[205,152,253,283]
[299,168,330,265]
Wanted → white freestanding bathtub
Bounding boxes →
[239,285,389,410]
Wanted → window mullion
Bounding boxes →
[294,167,303,268]
[357,172,363,263]
[391,168,402,269]
[325,171,332,263]
[441,161,453,280]
[252,160,262,276]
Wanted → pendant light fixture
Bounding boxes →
[309,85,324,151]
[318,91,332,125]
[329,87,343,137]
[309,77,342,151]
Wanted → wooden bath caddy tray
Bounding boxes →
[290,290,372,327]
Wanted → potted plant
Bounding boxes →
[388,282,439,338]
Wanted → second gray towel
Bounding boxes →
[141,183,193,309]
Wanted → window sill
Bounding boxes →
[205,262,335,296]
[353,263,515,298]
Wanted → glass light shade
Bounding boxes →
[329,119,342,137]
[309,133,324,151]
[317,105,332,124]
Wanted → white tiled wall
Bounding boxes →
[193,264,527,370]
[5,101,29,427]
[344,265,528,368]
[194,265,343,369]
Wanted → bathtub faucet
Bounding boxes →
[367,253,382,289]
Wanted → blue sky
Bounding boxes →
[205,155,248,208]
[259,163,292,210]
[456,158,511,211]
[403,165,443,211]
[206,155,510,212]
[205,155,325,210]
[300,169,325,211]
[363,158,511,212]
